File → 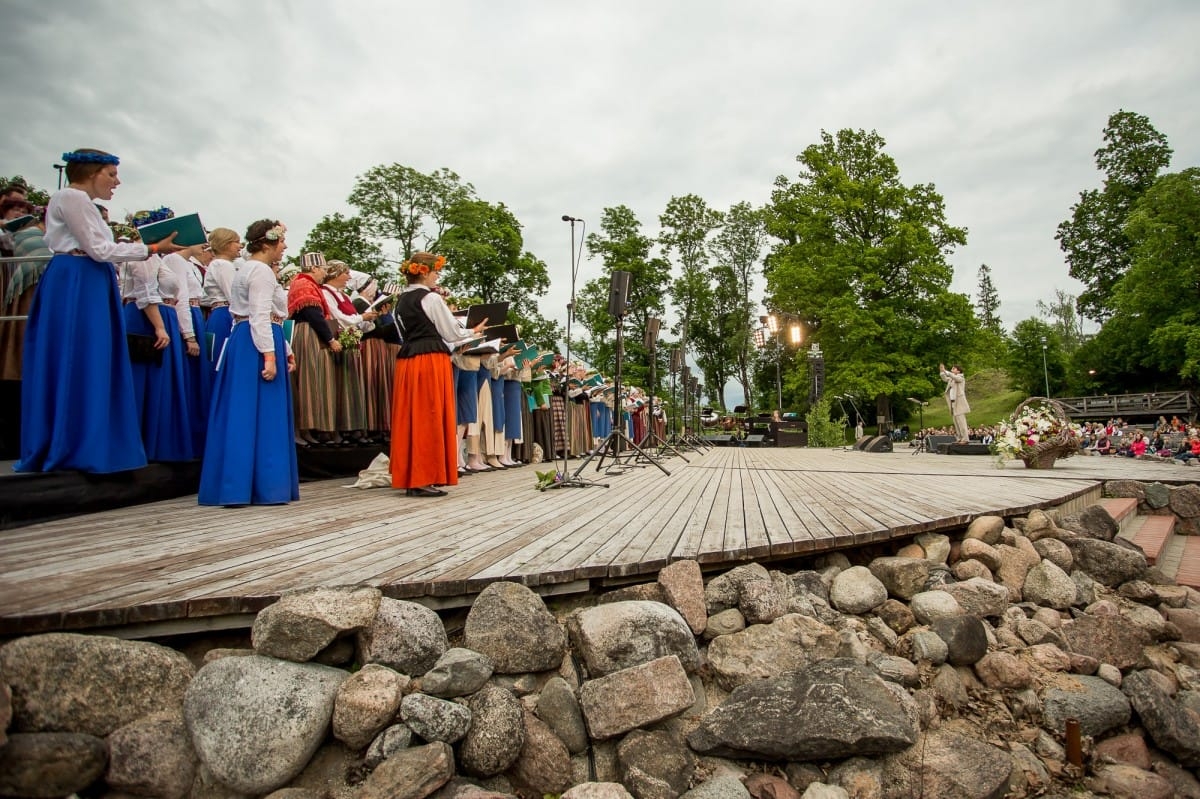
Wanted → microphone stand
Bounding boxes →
[637,332,687,462]
[546,216,608,490]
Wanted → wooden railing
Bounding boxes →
[1055,391,1199,420]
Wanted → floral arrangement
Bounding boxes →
[129,207,174,228]
[109,222,140,242]
[264,224,286,242]
[535,469,564,490]
[337,326,363,350]
[992,397,1083,468]
[401,254,446,277]
[62,150,119,165]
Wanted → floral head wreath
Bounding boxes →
[401,254,446,277]
[129,207,174,228]
[109,222,140,242]
[62,150,120,165]
[252,224,287,244]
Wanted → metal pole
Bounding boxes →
[1041,336,1050,397]
[775,338,783,413]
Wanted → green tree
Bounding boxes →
[1056,110,1172,322]
[1110,168,1200,383]
[764,128,972,424]
[302,213,385,275]
[975,264,1002,332]
[1008,319,1067,397]
[0,175,49,206]
[1035,288,1085,356]
[348,164,474,260]
[691,263,742,410]
[658,194,723,373]
[712,202,766,410]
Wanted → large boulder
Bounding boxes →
[421,648,493,698]
[1065,538,1147,587]
[930,616,989,666]
[400,693,473,744]
[537,676,589,754]
[332,663,407,750]
[0,732,107,799]
[184,654,347,795]
[0,633,195,738]
[707,613,841,691]
[1022,560,1077,609]
[658,559,707,634]
[1123,669,1200,767]
[463,582,567,674]
[868,557,931,601]
[1059,505,1120,541]
[1041,674,1131,738]
[618,728,695,799]
[880,729,1011,799]
[460,685,525,777]
[568,601,699,677]
[251,585,381,662]
[105,710,196,799]
[687,659,916,760]
[357,741,455,799]
[938,578,1009,619]
[1058,613,1151,671]
[580,655,695,740]
[358,597,448,677]
[829,567,888,615]
[507,711,571,796]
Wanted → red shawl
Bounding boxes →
[320,284,358,316]
[287,273,328,317]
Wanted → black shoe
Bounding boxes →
[406,486,447,497]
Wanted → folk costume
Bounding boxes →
[287,256,337,436]
[199,235,298,506]
[17,156,156,474]
[319,279,369,435]
[202,256,237,375]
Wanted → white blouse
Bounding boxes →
[119,256,166,310]
[320,285,372,332]
[45,187,149,263]
[161,253,196,338]
[203,257,237,306]
[229,259,280,354]
[400,285,475,351]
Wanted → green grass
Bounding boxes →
[915,368,1026,430]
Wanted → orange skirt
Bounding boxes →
[390,351,458,489]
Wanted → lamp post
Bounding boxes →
[760,313,803,414]
[1040,336,1050,397]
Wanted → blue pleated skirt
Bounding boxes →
[488,374,505,435]
[16,254,148,473]
[198,322,298,506]
[184,305,211,452]
[591,400,613,439]
[124,303,197,462]
[503,379,523,440]
[204,306,232,376]
[454,364,478,425]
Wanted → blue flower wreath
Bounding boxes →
[61,150,120,165]
[129,207,175,228]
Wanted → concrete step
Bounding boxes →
[1174,536,1200,590]
[1097,497,1139,535]
[1122,514,1176,566]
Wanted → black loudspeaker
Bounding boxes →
[863,435,893,453]
[644,317,660,350]
[608,270,632,318]
[669,347,682,373]
[853,435,873,450]
[745,434,765,447]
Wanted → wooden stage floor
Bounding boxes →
[1,446,1195,638]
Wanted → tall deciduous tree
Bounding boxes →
[0,175,49,206]
[1009,318,1066,397]
[659,194,723,371]
[302,213,385,275]
[1035,288,1084,356]
[712,202,766,409]
[975,264,1002,333]
[764,128,971,422]
[348,164,474,260]
[1056,110,1172,322]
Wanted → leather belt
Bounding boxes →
[162,298,178,307]
[189,299,201,307]
[210,301,229,308]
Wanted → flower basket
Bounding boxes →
[993,397,1082,469]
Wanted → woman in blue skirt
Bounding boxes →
[199,219,298,506]
[17,148,185,473]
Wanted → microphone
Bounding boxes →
[562,215,581,222]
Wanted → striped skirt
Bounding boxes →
[290,322,337,431]
[360,338,399,432]
[333,347,367,432]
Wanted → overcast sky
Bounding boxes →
[3,1,1198,342]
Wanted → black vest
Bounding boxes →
[396,288,447,358]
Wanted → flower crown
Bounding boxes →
[263,224,286,242]
[109,222,140,242]
[401,254,446,277]
[62,150,120,165]
[129,207,174,228]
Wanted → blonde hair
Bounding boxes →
[325,260,350,279]
[208,227,239,254]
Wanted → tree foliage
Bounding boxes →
[712,202,766,410]
[348,165,474,260]
[0,175,49,206]
[1008,318,1067,397]
[763,128,972,421]
[975,264,1002,333]
[1035,288,1085,356]
[1056,110,1172,322]
[302,213,385,275]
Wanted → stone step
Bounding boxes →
[1122,514,1176,566]
[1175,535,1200,590]
[1097,497,1139,535]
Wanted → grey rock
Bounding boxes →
[658,559,708,633]
[507,711,571,796]
[687,659,916,760]
[681,775,751,799]
[580,655,695,740]
[184,654,347,794]
[105,710,196,799]
[703,608,746,640]
[1042,674,1131,737]
[1144,482,1171,509]
[358,597,448,677]
[463,582,566,674]
[251,585,381,662]
[1059,612,1151,670]
[357,741,455,799]
[909,590,962,624]
[364,723,413,768]
[1061,504,1120,541]
[868,652,920,687]
[868,556,930,601]
[1066,537,1148,587]
[707,613,841,691]
[930,615,989,666]
[938,577,1009,619]
[0,731,107,799]
[1032,538,1073,572]
[738,577,788,625]
[0,632,194,737]
[460,685,525,777]
[829,566,888,614]
[931,664,970,709]
[1022,560,1077,609]
[601,583,668,604]
[568,600,699,677]
[923,563,954,590]
[563,784,636,799]
[909,630,949,665]
[618,728,695,799]
[401,692,473,744]
[964,515,1005,544]
[915,532,952,563]
[880,729,1010,799]
[1168,483,1200,518]
[332,663,407,750]
[536,676,588,754]
[790,570,831,603]
[1123,669,1200,766]
[1072,570,1098,606]
[422,647,494,698]
[1014,617,1061,646]
[874,598,915,635]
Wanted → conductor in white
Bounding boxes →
[940,363,971,443]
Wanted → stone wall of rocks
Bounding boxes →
[1,478,1199,799]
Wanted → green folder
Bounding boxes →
[135,212,207,247]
